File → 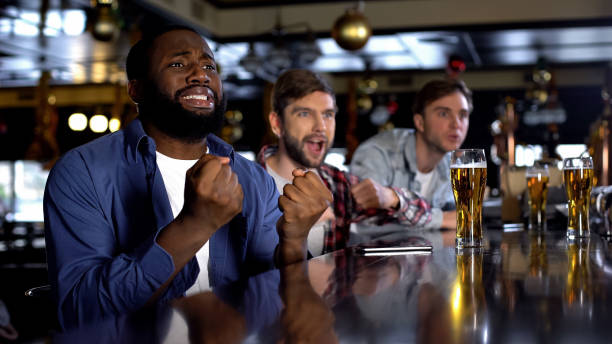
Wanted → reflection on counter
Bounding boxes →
[563,238,593,319]
[451,249,488,343]
[528,232,548,278]
[9,225,612,342]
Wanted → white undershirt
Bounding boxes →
[155,151,210,295]
[415,169,435,200]
[265,164,328,256]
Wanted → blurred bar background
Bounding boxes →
[1,0,611,341]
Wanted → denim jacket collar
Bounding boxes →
[124,118,235,164]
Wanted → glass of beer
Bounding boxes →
[526,162,549,230]
[451,149,487,248]
[563,157,594,238]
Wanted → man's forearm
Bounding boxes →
[156,214,214,268]
[148,215,215,304]
[275,239,309,267]
[274,238,309,267]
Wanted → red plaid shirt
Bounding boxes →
[257,145,434,254]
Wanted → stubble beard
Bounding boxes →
[418,128,451,157]
[138,82,226,143]
[282,132,332,169]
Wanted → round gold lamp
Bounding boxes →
[331,8,372,51]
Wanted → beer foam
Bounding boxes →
[450,162,487,168]
[525,171,548,177]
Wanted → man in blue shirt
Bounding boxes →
[43,25,332,330]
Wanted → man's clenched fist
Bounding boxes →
[350,178,399,210]
[180,154,244,236]
[277,169,333,243]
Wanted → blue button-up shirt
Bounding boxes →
[44,119,281,329]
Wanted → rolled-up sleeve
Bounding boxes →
[44,152,175,329]
[350,139,438,229]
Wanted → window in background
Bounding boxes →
[514,145,543,167]
[10,161,48,222]
[325,148,348,172]
[0,162,12,219]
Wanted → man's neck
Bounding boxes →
[143,120,207,160]
[266,145,305,181]
[414,132,445,173]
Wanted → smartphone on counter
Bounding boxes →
[356,245,433,256]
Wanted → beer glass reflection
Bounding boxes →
[526,162,549,230]
[563,239,592,318]
[528,232,548,278]
[563,157,594,238]
[451,149,487,248]
[451,249,487,342]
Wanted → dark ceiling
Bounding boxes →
[0,0,611,88]
[205,0,353,8]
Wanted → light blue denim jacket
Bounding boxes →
[349,129,455,229]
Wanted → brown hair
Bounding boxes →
[273,69,334,120]
[412,79,473,115]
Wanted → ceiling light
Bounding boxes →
[68,113,87,131]
[108,117,121,132]
[92,7,117,41]
[90,1,118,42]
[14,12,38,36]
[63,10,86,36]
[89,114,108,133]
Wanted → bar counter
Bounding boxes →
[53,223,612,343]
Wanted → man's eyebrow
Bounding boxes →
[169,51,191,58]
[290,106,313,114]
[168,51,215,61]
[432,106,451,112]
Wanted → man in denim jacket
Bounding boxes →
[350,79,473,230]
[44,25,331,329]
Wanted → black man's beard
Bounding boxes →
[138,83,226,143]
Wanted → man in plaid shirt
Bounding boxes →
[257,69,437,256]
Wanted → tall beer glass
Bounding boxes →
[451,149,487,248]
[563,157,594,238]
[526,162,549,230]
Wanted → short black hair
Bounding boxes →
[125,24,200,81]
[412,79,473,115]
[273,69,335,119]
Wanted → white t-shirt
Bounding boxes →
[415,169,435,200]
[155,151,210,295]
[265,165,328,256]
